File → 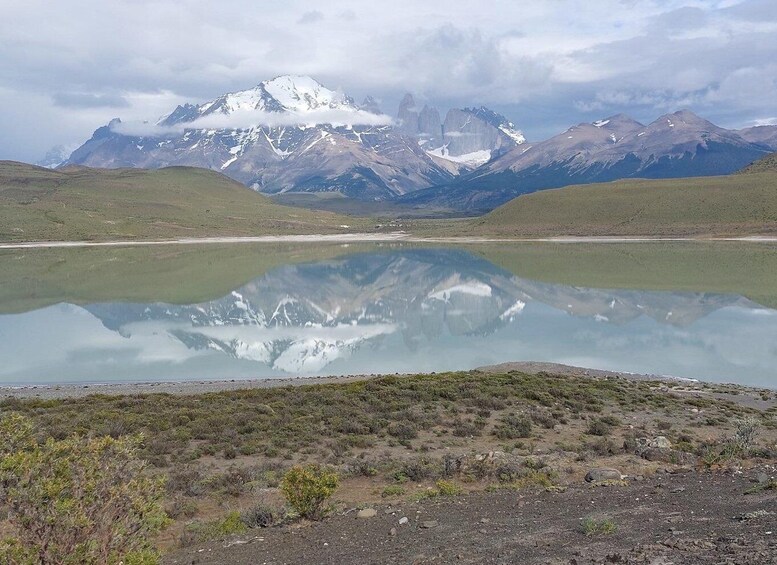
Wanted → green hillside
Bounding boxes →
[468,170,777,237]
[0,161,367,242]
[738,152,777,175]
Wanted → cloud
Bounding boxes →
[297,10,324,24]
[1,0,776,160]
[52,92,130,108]
[110,107,395,137]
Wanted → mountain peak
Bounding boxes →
[592,114,643,130]
[260,75,351,113]
[398,93,417,113]
[650,109,715,130]
[360,96,382,114]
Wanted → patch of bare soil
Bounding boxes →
[166,468,776,565]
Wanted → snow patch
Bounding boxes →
[427,146,492,167]
[428,282,493,302]
[500,300,526,320]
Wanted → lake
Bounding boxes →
[1,242,776,387]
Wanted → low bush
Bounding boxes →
[435,479,463,496]
[241,505,276,528]
[0,413,168,565]
[387,422,418,440]
[381,485,406,498]
[580,515,617,536]
[181,511,247,546]
[586,419,613,437]
[494,414,532,439]
[280,465,339,520]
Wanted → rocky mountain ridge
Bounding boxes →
[400,110,775,212]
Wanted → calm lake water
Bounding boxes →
[0,242,776,387]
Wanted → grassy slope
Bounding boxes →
[461,171,777,237]
[737,152,777,175]
[0,161,367,242]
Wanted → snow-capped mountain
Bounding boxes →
[400,110,771,212]
[83,249,759,375]
[66,76,458,200]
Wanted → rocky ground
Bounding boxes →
[166,467,776,565]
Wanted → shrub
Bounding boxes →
[435,479,462,496]
[165,497,198,519]
[387,422,418,440]
[0,413,168,565]
[494,414,532,439]
[395,456,439,482]
[381,485,405,498]
[280,465,339,520]
[529,409,558,429]
[586,419,613,437]
[241,505,276,528]
[452,419,482,437]
[731,417,760,453]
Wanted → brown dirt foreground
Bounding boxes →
[166,468,777,565]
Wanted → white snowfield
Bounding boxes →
[1,234,776,250]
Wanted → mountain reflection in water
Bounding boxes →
[1,248,775,387]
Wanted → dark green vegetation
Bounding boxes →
[463,170,777,237]
[2,371,772,473]
[0,161,366,242]
[2,370,775,552]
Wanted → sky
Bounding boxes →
[1,0,776,162]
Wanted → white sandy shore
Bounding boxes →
[1,233,776,249]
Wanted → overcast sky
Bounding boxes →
[1,0,776,162]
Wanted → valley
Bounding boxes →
[3,4,777,565]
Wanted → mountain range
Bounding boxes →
[57,75,777,212]
[400,111,777,211]
[63,76,523,200]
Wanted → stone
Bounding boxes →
[420,520,439,529]
[389,528,397,536]
[398,517,409,525]
[357,508,377,519]
[585,468,623,483]
[641,447,674,463]
[650,436,673,449]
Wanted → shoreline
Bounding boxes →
[2,233,777,249]
[3,361,772,402]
